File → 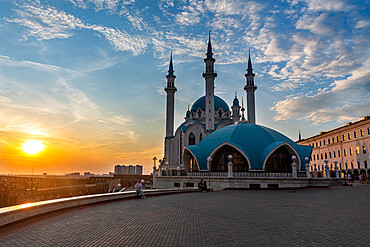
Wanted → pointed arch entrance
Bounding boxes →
[210,145,249,172]
[183,149,199,172]
[264,145,295,173]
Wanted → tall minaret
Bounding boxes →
[244,49,257,124]
[202,31,217,133]
[164,52,177,163]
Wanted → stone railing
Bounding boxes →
[186,172,294,178]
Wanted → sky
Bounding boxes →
[0,0,369,175]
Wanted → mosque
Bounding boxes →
[153,33,330,189]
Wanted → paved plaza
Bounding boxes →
[0,185,369,246]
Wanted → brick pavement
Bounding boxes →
[0,185,369,247]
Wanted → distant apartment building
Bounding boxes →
[114,165,143,175]
[297,116,370,178]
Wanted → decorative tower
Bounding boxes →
[202,30,217,133]
[231,92,241,123]
[244,49,257,124]
[164,52,177,164]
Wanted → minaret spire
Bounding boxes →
[231,91,241,123]
[164,52,177,165]
[203,30,217,134]
[298,130,302,141]
[168,51,174,76]
[207,29,213,58]
[244,48,257,124]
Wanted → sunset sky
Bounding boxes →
[0,0,369,175]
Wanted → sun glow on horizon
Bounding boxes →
[21,140,45,155]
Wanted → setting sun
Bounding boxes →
[22,140,44,155]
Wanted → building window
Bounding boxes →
[328,139,330,144]
[348,133,351,140]
[344,149,347,156]
[337,136,339,142]
[317,154,319,160]
[350,148,353,156]
[316,142,318,147]
[313,154,315,161]
[329,152,332,158]
[338,150,341,157]
[356,146,360,155]
[333,151,336,158]
[357,161,361,169]
[363,145,367,154]
[340,163,342,170]
[342,134,345,141]
[354,131,358,138]
[365,161,368,169]
[351,162,354,169]
[332,137,335,143]
[360,129,364,136]
[320,141,322,146]
[368,127,370,135]
[323,140,325,146]
[325,153,327,159]
[345,163,348,169]
[321,153,323,159]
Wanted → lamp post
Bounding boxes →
[207,157,212,187]
[334,160,339,178]
[291,156,297,178]
[313,163,318,178]
[176,166,181,188]
[324,159,330,178]
[228,155,233,178]
[158,159,162,176]
[153,157,157,176]
[305,157,310,178]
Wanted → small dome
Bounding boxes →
[232,97,239,107]
[191,95,230,113]
[185,122,312,170]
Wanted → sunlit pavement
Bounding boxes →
[0,186,369,247]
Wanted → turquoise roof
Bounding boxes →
[185,122,312,171]
[191,95,230,113]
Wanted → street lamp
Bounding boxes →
[207,157,212,187]
[176,166,181,188]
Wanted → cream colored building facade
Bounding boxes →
[297,116,370,178]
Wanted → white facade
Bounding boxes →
[297,116,370,178]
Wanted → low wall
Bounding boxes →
[0,188,198,228]
[154,176,330,190]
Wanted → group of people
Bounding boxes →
[134,179,146,199]
[198,179,208,192]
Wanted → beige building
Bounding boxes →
[297,116,370,178]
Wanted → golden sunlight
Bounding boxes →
[22,140,44,155]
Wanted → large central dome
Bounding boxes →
[191,95,230,112]
[184,122,312,171]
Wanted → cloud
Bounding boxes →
[5,2,147,55]
[303,0,352,12]
[270,59,370,124]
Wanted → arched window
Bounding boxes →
[188,132,195,145]
[265,146,293,173]
[218,109,222,118]
[199,133,203,142]
[211,145,249,172]
[197,109,202,118]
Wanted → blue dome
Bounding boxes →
[185,122,312,171]
[191,95,230,112]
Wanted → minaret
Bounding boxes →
[202,30,217,133]
[231,92,241,123]
[244,49,257,124]
[164,52,177,163]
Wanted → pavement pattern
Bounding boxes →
[0,185,369,247]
